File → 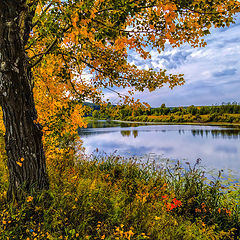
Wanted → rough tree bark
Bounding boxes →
[0,0,49,201]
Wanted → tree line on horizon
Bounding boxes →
[90,102,240,123]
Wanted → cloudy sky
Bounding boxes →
[105,15,240,107]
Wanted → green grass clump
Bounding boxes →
[0,153,239,239]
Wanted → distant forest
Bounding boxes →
[87,102,240,124]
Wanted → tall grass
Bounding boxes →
[0,153,239,239]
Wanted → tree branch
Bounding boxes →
[30,37,58,68]
[59,52,129,99]
[30,25,71,68]
[32,2,53,29]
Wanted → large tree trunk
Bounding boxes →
[0,1,49,201]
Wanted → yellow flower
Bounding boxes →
[16,161,22,167]
[155,216,160,220]
[128,230,134,236]
[2,220,6,225]
[26,196,33,202]
[101,235,105,239]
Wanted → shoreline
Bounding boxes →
[108,119,240,127]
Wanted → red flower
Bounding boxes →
[172,198,182,207]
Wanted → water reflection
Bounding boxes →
[120,130,138,138]
[79,121,240,139]
[133,130,138,138]
[121,130,131,137]
[191,129,240,139]
[79,121,240,175]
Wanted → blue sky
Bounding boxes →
[105,15,240,107]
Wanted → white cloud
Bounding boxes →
[124,16,240,107]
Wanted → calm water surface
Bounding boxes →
[79,121,240,175]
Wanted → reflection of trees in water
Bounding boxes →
[121,130,131,137]
[191,129,240,139]
[85,120,148,129]
[133,130,138,138]
[87,121,120,129]
[178,130,185,135]
[121,130,139,138]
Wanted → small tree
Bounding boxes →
[92,110,99,119]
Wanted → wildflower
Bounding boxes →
[126,230,134,239]
[27,196,33,202]
[155,216,160,220]
[162,195,168,199]
[225,209,231,216]
[195,208,201,213]
[141,233,149,238]
[170,203,175,210]
[16,161,22,167]
[172,198,182,207]
[101,235,105,239]
[2,220,6,225]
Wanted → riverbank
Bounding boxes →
[86,117,240,128]
[1,154,239,239]
[111,119,240,127]
[86,114,240,127]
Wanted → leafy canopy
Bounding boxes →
[28,0,240,103]
[1,0,239,164]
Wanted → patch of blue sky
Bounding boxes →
[116,14,240,107]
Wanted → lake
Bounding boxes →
[78,121,240,176]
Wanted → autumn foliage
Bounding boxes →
[2,0,235,165]
[0,0,240,219]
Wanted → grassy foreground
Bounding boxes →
[0,154,240,239]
